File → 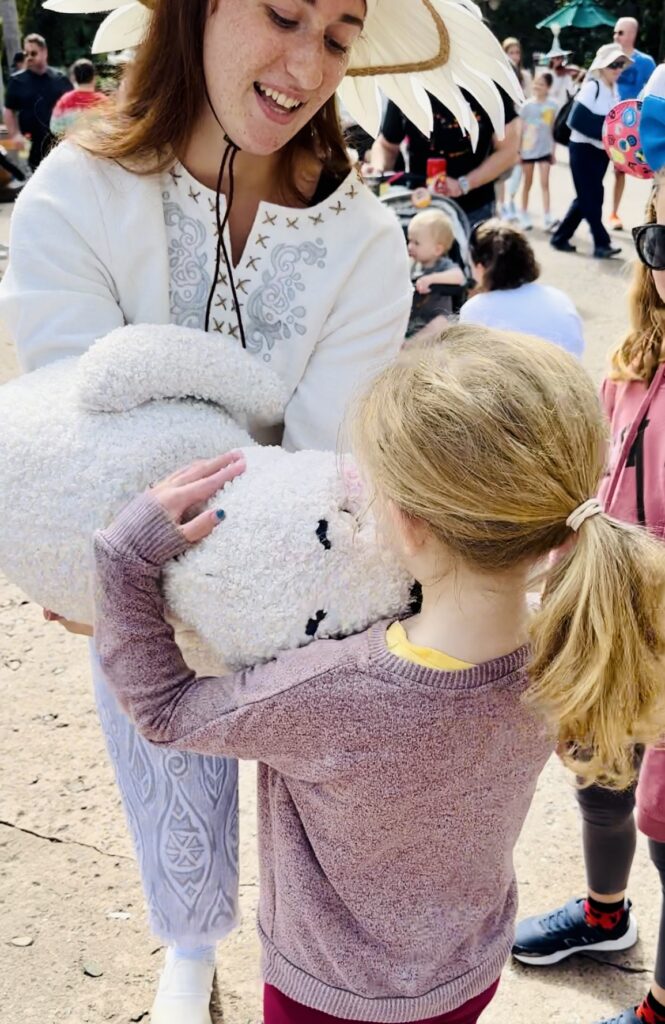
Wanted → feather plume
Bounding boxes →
[41,0,520,141]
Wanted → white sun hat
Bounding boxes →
[588,42,633,74]
[42,0,520,144]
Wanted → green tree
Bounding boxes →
[14,0,102,68]
[1,0,21,66]
[480,0,665,66]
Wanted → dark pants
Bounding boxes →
[264,981,500,1024]
[0,151,25,182]
[577,776,665,987]
[552,141,610,251]
[466,200,496,230]
[28,131,55,172]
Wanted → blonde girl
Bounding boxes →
[514,178,665,1024]
[92,326,665,1024]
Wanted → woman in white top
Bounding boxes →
[502,36,533,97]
[0,0,520,1021]
[551,43,632,258]
[460,219,584,356]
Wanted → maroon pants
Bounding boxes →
[264,980,500,1024]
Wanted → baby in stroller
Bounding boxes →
[406,209,466,344]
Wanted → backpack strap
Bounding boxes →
[602,361,665,511]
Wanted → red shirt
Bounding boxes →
[50,89,107,135]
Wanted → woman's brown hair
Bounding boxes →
[469,219,540,292]
[352,326,665,789]
[75,0,352,199]
[610,181,665,383]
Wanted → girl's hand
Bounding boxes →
[149,451,246,544]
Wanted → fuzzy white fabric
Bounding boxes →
[164,445,412,670]
[0,323,412,668]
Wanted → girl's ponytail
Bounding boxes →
[352,325,665,791]
[528,512,665,789]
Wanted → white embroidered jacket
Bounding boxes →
[0,142,411,450]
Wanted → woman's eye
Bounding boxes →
[326,36,349,55]
[268,7,298,29]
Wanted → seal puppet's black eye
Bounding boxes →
[316,520,331,550]
[306,610,327,637]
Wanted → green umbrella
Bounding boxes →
[536,0,616,30]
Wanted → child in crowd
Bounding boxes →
[514,177,665,1024]
[519,71,558,230]
[93,326,665,1024]
[49,59,107,138]
[459,219,584,356]
[406,209,465,343]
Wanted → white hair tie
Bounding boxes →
[566,499,603,533]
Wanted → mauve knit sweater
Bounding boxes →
[93,495,553,1023]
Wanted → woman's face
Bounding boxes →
[654,186,665,303]
[506,43,521,66]
[601,60,627,86]
[203,0,366,155]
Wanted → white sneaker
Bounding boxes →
[519,212,533,230]
[503,201,518,222]
[151,948,215,1024]
[543,213,556,231]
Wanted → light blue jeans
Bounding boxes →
[90,643,240,945]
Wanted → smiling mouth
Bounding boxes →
[254,83,304,115]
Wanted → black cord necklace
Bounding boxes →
[202,84,247,349]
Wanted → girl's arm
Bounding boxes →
[93,456,344,771]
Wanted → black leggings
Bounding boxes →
[577,781,665,987]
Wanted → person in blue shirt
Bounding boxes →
[610,17,656,230]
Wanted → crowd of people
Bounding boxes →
[0,33,108,195]
[2,3,665,1024]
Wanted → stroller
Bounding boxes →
[379,179,473,315]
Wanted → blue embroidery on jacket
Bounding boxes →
[164,199,211,329]
[245,240,327,360]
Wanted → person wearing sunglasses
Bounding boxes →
[514,173,665,1024]
[551,43,630,259]
[609,18,655,230]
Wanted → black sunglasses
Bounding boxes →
[607,59,627,70]
[633,225,665,271]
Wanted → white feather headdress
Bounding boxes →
[42,0,520,142]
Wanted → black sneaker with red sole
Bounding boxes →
[512,897,637,966]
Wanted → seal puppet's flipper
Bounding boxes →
[77,323,288,425]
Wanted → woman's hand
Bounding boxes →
[149,450,246,544]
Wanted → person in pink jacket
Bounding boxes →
[513,173,665,1024]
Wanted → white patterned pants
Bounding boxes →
[90,644,240,945]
